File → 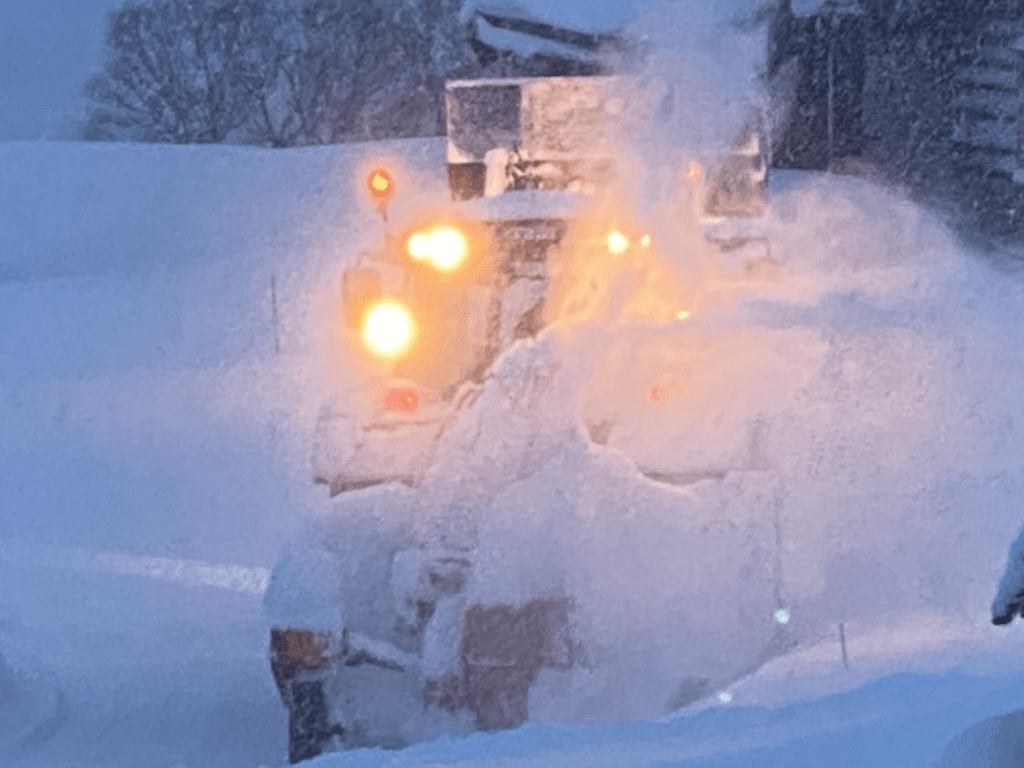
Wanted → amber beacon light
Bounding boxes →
[367,169,394,218]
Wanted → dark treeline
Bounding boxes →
[82,0,601,147]
[771,0,1024,240]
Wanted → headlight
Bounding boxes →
[405,225,469,272]
[360,300,416,360]
[605,229,629,255]
[407,232,432,262]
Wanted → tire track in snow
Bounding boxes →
[0,537,269,595]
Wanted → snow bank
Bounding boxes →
[311,665,1024,768]
[0,138,455,767]
[0,139,441,280]
[0,138,448,557]
[0,138,450,767]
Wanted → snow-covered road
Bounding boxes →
[1,551,284,768]
[5,532,1024,768]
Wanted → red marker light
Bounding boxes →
[384,386,419,414]
[649,385,665,403]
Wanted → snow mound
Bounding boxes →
[710,613,1024,712]
[0,651,66,759]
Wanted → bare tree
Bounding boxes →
[290,0,428,143]
[285,0,479,144]
[84,0,302,143]
[82,0,486,146]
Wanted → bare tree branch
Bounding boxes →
[83,0,485,146]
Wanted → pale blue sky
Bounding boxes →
[0,0,122,140]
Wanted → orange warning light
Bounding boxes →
[367,169,394,202]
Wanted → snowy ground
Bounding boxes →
[0,138,447,767]
[3,136,1024,768]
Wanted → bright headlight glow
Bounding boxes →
[406,225,469,272]
[429,226,469,271]
[361,301,415,359]
[606,230,629,255]
[407,232,431,262]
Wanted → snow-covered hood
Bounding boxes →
[461,0,640,35]
[452,189,591,222]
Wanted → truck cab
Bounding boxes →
[313,73,769,495]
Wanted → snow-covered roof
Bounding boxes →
[471,13,598,63]
[790,0,863,17]
[461,0,640,35]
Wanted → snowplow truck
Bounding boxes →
[311,75,768,495]
[271,74,769,763]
